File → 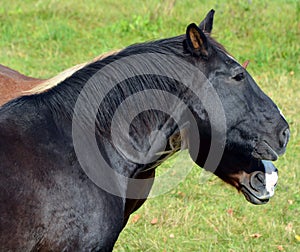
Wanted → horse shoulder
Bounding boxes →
[0,106,125,250]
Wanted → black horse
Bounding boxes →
[0,10,289,251]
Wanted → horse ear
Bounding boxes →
[242,60,250,69]
[185,23,209,58]
[199,9,215,34]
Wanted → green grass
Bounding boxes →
[1,0,299,251]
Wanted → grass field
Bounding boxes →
[1,0,299,251]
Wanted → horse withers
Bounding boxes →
[0,9,289,251]
[0,50,120,106]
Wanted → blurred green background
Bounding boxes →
[0,0,299,251]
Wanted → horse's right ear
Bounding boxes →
[199,9,215,34]
[185,23,209,58]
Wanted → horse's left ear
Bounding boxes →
[185,23,209,58]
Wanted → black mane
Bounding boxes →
[6,34,226,132]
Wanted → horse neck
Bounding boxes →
[37,43,196,173]
[48,71,185,169]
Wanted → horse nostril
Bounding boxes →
[279,127,290,148]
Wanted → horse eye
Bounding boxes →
[232,72,245,81]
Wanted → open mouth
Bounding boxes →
[240,160,278,205]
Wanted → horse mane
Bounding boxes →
[44,34,225,130]
[23,30,229,96]
[24,49,121,95]
[2,32,231,167]
[23,33,229,125]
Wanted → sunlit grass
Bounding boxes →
[1,0,299,251]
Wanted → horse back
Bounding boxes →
[0,64,44,105]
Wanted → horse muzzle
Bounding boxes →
[240,160,278,205]
[252,126,290,161]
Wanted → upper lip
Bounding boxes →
[262,140,279,159]
[252,140,280,161]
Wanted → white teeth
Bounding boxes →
[262,160,278,196]
[265,172,278,196]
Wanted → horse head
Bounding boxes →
[185,10,289,204]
